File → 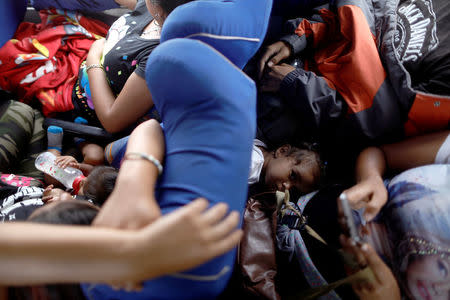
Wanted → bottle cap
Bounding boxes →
[72,175,86,195]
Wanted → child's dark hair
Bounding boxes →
[287,142,327,187]
[28,200,99,225]
[16,200,99,300]
[83,166,118,206]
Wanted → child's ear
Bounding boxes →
[275,144,291,158]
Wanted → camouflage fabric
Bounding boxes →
[0,100,45,183]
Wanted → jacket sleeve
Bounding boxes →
[280,18,308,55]
[279,68,346,135]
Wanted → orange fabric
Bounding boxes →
[296,6,386,114]
[404,93,450,136]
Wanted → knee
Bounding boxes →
[81,143,104,166]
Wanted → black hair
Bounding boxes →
[286,142,327,187]
[27,200,99,225]
[83,166,118,206]
[13,200,99,300]
[149,0,194,15]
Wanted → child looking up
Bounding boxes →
[249,139,324,194]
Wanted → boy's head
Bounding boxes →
[78,166,118,206]
[262,143,324,194]
[28,200,99,225]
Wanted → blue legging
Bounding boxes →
[82,39,256,300]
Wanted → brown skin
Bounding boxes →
[93,120,164,230]
[344,130,449,221]
[41,185,74,204]
[340,235,401,300]
[259,144,320,194]
[257,41,293,80]
[0,198,242,286]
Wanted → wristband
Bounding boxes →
[124,152,163,175]
[86,64,104,72]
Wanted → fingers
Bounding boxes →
[55,156,76,168]
[206,210,240,242]
[343,183,372,209]
[359,243,390,285]
[340,234,367,268]
[182,198,209,215]
[201,202,229,225]
[258,48,277,80]
[209,229,243,258]
[267,51,286,68]
[363,190,387,222]
[41,195,53,203]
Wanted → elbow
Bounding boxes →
[102,122,126,134]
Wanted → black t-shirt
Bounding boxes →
[394,0,450,95]
[102,0,159,95]
[72,0,160,124]
[0,186,44,222]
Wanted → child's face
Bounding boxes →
[263,146,320,194]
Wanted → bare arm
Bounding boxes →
[93,119,164,229]
[345,130,449,221]
[115,0,137,10]
[86,39,154,133]
[0,199,242,285]
[381,130,449,171]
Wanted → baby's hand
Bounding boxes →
[42,185,69,203]
[55,156,79,169]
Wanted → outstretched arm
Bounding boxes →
[0,198,242,285]
[345,130,450,221]
[93,119,164,229]
[86,39,154,133]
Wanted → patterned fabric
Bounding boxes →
[0,100,45,183]
[276,191,341,300]
[0,186,44,222]
[380,165,450,299]
[280,0,449,140]
[0,9,108,116]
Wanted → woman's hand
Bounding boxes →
[131,198,243,279]
[86,38,106,66]
[54,155,79,169]
[343,175,387,222]
[260,63,296,93]
[340,236,401,300]
[257,41,292,80]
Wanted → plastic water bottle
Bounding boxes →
[35,152,86,194]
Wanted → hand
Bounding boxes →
[257,41,292,80]
[54,155,79,169]
[259,63,296,92]
[42,185,71,203]
[340,236,401,300]
[86,38,105,66]
[132,198,243,279]
[343,175,387,222]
